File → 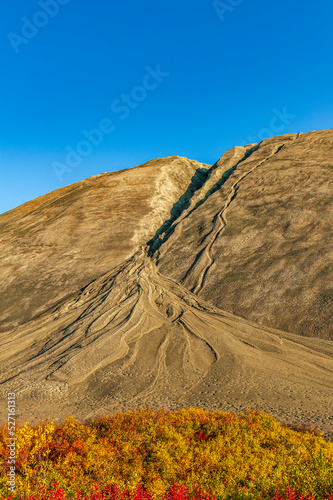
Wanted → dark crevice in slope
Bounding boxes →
[187,142,290,295]
[178,248,206,286]
[188,143,260,216]
[147,168,210,256]
[147,144,260,258]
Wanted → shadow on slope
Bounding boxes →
[147,168,209,256]
[147,144,259,257]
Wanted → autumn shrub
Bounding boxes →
[0,408,332,499]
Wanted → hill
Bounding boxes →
[0,130,332,438]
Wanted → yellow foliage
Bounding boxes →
[0,409,332,499]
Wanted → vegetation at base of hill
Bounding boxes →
[0,408,332,499]
[1,484,333,500]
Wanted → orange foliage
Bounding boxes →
[0,409,332,499]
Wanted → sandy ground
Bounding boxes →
[1,250,332,439]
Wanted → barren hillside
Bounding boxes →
[0,130,332,438]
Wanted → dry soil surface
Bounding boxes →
[0,130,332,438]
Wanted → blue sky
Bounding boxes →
[1,0,332,214]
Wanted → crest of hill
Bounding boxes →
[0,155,208,331]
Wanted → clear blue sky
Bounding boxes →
[1,0,332,214]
